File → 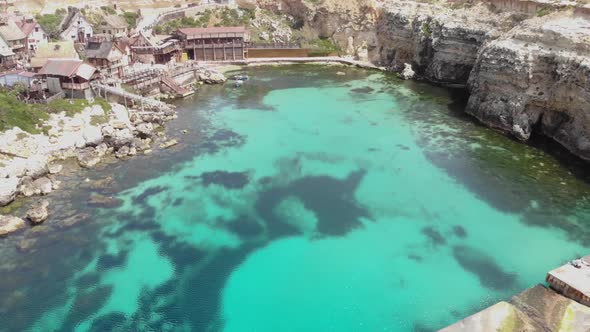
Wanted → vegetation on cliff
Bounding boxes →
[0,89,111,134]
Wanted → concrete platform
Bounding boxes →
[439,285,590,332]
[546,255,590,307]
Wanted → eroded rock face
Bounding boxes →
[0,215,26,236]
[467,12,590,161]
[257,0,379,57]
[377,2,522,84]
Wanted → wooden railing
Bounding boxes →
[62,82,90,90]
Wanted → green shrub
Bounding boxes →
[421,23,432,37]
[123,12,139,28]
[36,10,66,40]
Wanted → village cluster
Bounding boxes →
[0,1,247,102]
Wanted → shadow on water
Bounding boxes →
[403,85,590,246]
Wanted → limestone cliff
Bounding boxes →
[254,0,379,58]
[466,11,590,161]
[377,2,523,85]
[261,1,590,162]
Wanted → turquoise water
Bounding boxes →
[1,65,590,331]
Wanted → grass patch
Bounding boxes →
[304,38,341,57]
[36,9,66,41]
[536,6,552,17]
[123,11,139,28]
[154,8,254,34]
[0,92,112,134]
[0,93,49,134]
[422,23,432,37]
[0,199,24,215]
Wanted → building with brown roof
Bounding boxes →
[97,15,129,38]
[85,39,129,78]
[174,26,248,61]
[0,18,27,57]
[30,41,80,69]
[0,34,16,70]
[130,31,181,65]
[37,59,96,99]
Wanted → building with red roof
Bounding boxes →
[15,16,49,53]
[37,59,96,99]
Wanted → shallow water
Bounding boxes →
[1,65,590,332]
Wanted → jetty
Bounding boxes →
[92,83,173,112]
[440,254,590,332]
[546,255,590,306]
[204,56,385,71]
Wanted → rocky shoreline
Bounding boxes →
[0,101,179,236]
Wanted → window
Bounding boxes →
[35,27,39,32]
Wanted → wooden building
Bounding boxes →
[85,39,129,78]
[130,31,181,65]
[174,27,248,62]
[37,59,96,100]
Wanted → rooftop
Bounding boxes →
[176,26,247,39]
[15,18,37,36]
[30,41,79,68]
[0,19,26,42]
[100,15,128,30]
[86,41,117,59]
[37,59,95,80]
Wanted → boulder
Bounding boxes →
[0,215,26,236]
[87,193,122,208]
[101,125,115,137]
[24,155,49,178]
[136,122,154,138]
[89,176,115,190]
[26,200,49,224]
[115,145,130,159]
[21,177,53,197]
[199,71,227,84]
[48,163,63,174]
[0,177,19,206]
[110,128,134,148]
[32,177,53,195]
[77,147,102,168]
[160,139,178,149]
[82,126,103,146]
[401,63,415,80]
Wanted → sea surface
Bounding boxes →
[1,65,590,332]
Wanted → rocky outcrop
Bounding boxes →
[0,215,26,236]
[0,177,19,206]
[466,11,590,161]
[377,2,522,84]
[257,0,379,58]
[26,200,49,224]
[0,100,177,208]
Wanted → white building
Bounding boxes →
[60,8,94,43]
[16,16,49,52]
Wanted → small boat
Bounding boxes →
[234,74,249,81]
